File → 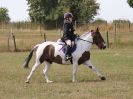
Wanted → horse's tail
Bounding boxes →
[22,44,39,68]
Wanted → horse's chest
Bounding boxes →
[77,51,90,65]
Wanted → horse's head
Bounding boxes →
[91,28,106,49]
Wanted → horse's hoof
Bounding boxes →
[101,76,106,80]
[47,80,53,83]
[72,80,78,83]
[25,80,30,83]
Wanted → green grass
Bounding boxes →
[0,48,133,99]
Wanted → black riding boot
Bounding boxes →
[65,45,72,61]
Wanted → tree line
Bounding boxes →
[26,0,99,24]
[0,0,133,25]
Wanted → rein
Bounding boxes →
[77,37,93,44]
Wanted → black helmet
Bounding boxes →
[64,12,73,19]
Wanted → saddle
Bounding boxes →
[57,39,77,54]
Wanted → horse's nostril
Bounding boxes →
[103,46,106,49]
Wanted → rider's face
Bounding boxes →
[69,17,73,22]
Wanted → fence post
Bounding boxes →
[106,31,109,48]
[128,21,130,32]
[7,32,10,51]
[114,23,117,47]
[43,32,46,41]
[7,37,10,50]
[39,23,42,36]
[11,33,17,51]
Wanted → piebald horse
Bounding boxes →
[23,28,106,83]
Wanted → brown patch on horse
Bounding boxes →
[40,44,62,64]
[78,51,90,65]
[54,55,62,64]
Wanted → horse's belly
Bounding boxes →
[53,54,72,65]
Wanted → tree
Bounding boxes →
[27,0,59,24]
[27,0,99,24]
[0,7,10,24]
[68,0,99,22]
[127,0,133,8]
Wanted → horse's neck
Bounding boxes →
[77,32,93,51]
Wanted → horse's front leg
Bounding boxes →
[72,62,78,82]
[83,60,106,80]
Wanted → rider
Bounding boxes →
[61,12,77,61]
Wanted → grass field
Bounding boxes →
[0,48,133,99]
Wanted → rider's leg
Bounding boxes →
[65,40,72,61]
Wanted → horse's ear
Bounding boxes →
[96,27,99,32]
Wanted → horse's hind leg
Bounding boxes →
[25,61,41,83]
[83,60,106,80]
[43,61,53,83]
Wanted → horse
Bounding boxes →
[23,28,106,83]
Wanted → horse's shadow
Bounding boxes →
[81,79,106,83]
[44,79,106,84]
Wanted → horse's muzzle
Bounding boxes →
[102,43,106,49]
[99,42,106,49]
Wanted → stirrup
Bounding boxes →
[65,55,72,61]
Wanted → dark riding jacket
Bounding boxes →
[61,20,77,41]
